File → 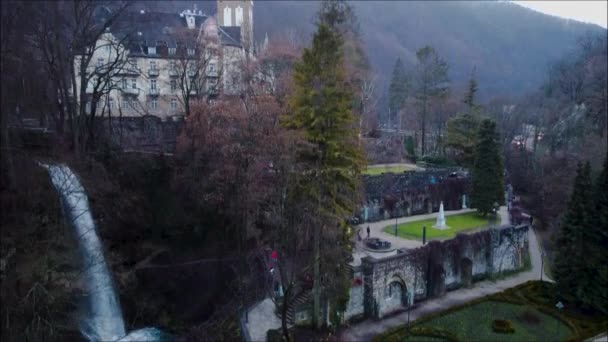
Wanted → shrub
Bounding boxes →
[492,319,515,334]
[267,328,284,342]
[520,309,541,325]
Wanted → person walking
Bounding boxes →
[366,226,371,239]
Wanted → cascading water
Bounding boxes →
[43,164,166,341]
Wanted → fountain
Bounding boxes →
[433,201,449,230]
[43,164,166,342]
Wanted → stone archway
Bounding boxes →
[383,277,407,315]
[424,198,432,214]
[460,257,473,288]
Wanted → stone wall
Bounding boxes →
[350,224,529,319]
[99,116,183,153]
[360,169,470,222]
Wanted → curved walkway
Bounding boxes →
[339,222,552,341]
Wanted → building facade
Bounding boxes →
[74,1,255,121]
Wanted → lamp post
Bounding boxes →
[394,216,398,236]
[555,301,564,341]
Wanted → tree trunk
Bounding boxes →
[312,222,321,329]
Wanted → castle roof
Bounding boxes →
[107,9,242,56]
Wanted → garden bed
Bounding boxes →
[375,281,607,342]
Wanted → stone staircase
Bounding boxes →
[285,290,311,325]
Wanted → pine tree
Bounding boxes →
[463,67,478,112]
[413,46,450,155]
[389,57,408,125]
[470,119,504,215]
[446,70,481,168]
[553,162,593,303]
[283,20,364,329]
[578,159,608,312]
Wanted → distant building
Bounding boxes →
[73,0,258,120]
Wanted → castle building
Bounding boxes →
[74,1,256,121]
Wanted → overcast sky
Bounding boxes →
[512,1,607,28]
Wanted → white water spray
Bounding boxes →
[43,164,164,341]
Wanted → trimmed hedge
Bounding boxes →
[491,319,515,334]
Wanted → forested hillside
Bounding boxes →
[252,0,604,101]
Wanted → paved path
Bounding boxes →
[244,298,281,342]
[367,163,421,171]
[340,223,551,341]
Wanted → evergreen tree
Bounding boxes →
[413,46,450,155]
[577,159,608,312]
[445,113,480,168]
[389,57,408,125]
[553,162,593,303]
[470,119,504,214]
[446,69,482,167]
[463,67,478,112]
[283,19,364,329]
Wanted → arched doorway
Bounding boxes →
[424,198,432,214]
[384,278,407,314]
[460,258,473,288]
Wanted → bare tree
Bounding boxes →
[171,26,222,116]
[32,0,132,153]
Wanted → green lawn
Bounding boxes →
[384,212,498,240]
[363,165,413,176]
[375,281,608,342]
[410,301,572,342]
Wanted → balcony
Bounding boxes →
[121,87,139,96]
[117,66,140,76]
[148,68,159,77]
[187,70,197,78]
[207,70,219,78]
[169,68,179,77]
[148,88,160,96]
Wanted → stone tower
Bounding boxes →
[217,0,254,53]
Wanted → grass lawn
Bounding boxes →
[375,281,608,342]
[384,212,498,241]
[414,300,572,341]
[363,164,413,176]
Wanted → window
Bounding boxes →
[187,48,195,56]
[129,58,138,69]
[85,102,91,113]
[97,58,104,67]
[150,60,157,70]
[109,98,115,109]
[223,7,232,26]
[150,79,157,90]
[105,44,111,53]
[208,63,216,72]
[122,100,129,110]
[121,79,127,89]
[171,98,177,110]
[171,79,177,92]
[148,46,156,55]
[131,78,136,89]
[169,47,176,55]
[150,99,158,110]
[170,60,176,69]
[235,6,243,26]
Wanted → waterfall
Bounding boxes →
[43,164,165,342]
